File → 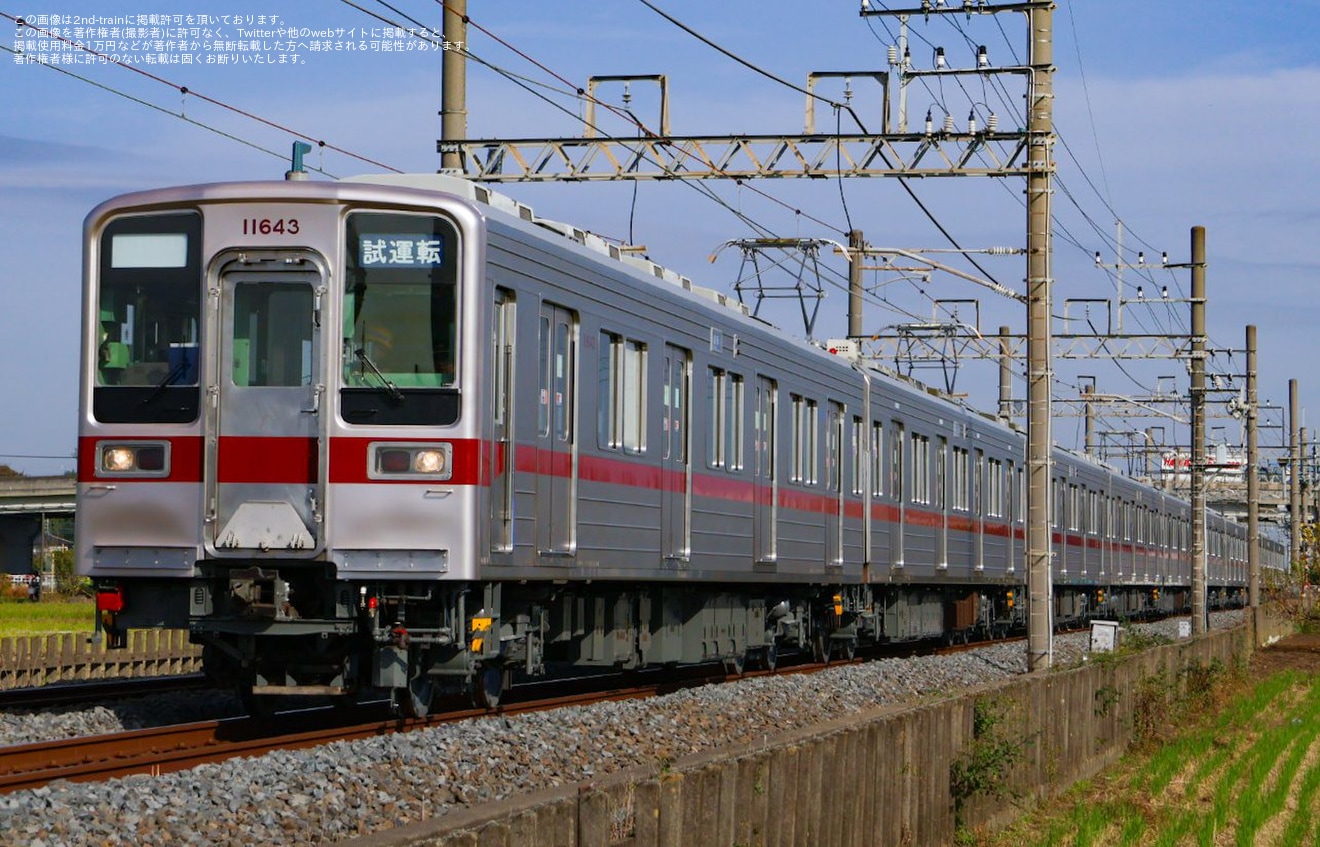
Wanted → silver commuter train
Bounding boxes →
[77,173,1287,714]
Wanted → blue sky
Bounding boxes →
[2,1,1318,476]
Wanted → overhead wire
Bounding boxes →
[0,44,341,176]
[3,12,401,173]
[638,0,1009,290]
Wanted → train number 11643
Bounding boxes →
[242,218,300,235]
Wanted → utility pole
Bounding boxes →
[439,0,468,172]
[849,230,865,337]
[1026,2,1055,671]
[998,325,1013,422]
[1247,325,1260,607]
[1291,378,1302,576]
[1190,227,1207,636]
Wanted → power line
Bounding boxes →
[0,44,340,177]
[5,13,402,173]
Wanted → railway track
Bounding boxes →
[0,627,1043,795]
[0,652,857,795]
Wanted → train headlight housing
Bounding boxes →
[370,442,453,480]
[97,441,169,476]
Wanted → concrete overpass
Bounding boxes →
[0,476,75,575]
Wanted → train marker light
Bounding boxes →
[378,449,411,474]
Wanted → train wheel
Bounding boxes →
[724,653,746,676]
[761,642,779,672]
[398,671,435,719]
[839,637,857,661]
[475,664,509,709]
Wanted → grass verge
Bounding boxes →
[964,665,1320,847]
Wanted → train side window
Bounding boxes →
[727,373,745,471]
[790,395,818,484]
[935,437,948,510]
[597,332,617,448]
[1016,466,1024,524]
[622,340,646,454]
[598,333,647,454]
[708,368,727,469]
[987,458,1004,518]
[870,421,884,498]
[852,416,865,497]
[973,450,984,516]
[806,399,818,485]
[951,445,970,512]
[891,422,904,502]
[911,433,930,504]
[826,404,844,493]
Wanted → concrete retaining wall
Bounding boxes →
[0,629,201,689]
[345,607,1295,847]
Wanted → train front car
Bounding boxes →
[77,179,486,715]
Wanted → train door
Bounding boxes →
[206,253,326,555]
[826,402,845,567]
[936,436,948,569]
[662,346,691,562]
[891,421,905,569]
[536,302,577,557]
[753,376,778,564]
[489,288,515,555]
[974,449,984,571]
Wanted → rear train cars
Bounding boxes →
[77,174,1281,714]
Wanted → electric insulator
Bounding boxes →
[935,47,946,69]
[943,112,955,133]
[987,113,998,132]
[888,45,898,66]
[925,110,934,135]
[967,110,977,133]
[977,45,989,68]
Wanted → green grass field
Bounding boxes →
[972,667,1320,847]
[0,597,96,637]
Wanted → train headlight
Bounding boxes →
[370,443,453,480]
[413,450,446,474]
[103,448,135,472]
[97,441,169,476]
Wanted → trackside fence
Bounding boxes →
[0,630,201,689]
[343,607,1294,847]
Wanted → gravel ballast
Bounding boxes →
[0,611,1242,846]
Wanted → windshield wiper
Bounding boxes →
[140,360,188,406]
[355,348,404,404]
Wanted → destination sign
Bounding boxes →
[358,235,444,268]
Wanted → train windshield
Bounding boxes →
[93,212,202,423]
[343,211,459,392]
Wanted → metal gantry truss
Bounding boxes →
[440,131,1031,182]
